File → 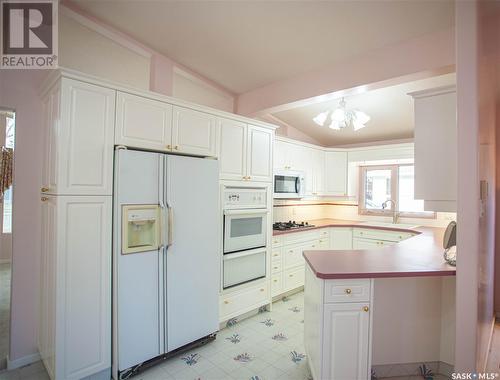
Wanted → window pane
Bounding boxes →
[364,169,392,210]
[398,165,424,213]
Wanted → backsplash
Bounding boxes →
[273,199,456,228]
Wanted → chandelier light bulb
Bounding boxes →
[313,97,370,131]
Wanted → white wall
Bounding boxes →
[0,70,46,362]
[172,68,234,112]
[59,9,151,90]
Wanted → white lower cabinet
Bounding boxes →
[331,228,352,250]
[220,281,270,322]
[39,195,112,380]
[305,266,372,380]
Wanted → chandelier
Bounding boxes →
[313,97,370,131]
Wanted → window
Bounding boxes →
[2,114,14,234]
[359,164,434,218]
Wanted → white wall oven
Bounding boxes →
[223,186,268,288]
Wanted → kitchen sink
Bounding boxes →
[359,221,420,229]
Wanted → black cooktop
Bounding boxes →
[272,221,315,231]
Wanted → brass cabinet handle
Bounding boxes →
[345,288,352,294]
[41,196,49,202]
[399,235,403,239]
[273,253,279,257]
[260,288,264,292]
[247,176,251,180]
[363,306,369,312]
[289,274,293,277]
[273,279,278,283]
[312,245,316,248]
[224,300,229,304]
[174,145,179,150]
[166,144,171,150]
[41,187,49,193]
[273,266,278,270]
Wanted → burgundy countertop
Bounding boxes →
[277,219,456,279]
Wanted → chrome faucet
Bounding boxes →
[382,199,399,224]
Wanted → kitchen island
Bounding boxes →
[302,224,456,380]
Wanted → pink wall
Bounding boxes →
[0,70,47,361]
[455,0,499,371]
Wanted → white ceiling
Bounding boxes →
[71,0,455,94]
[272,73,456,147]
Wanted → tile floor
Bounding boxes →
[0,292,310,380]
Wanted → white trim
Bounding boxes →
[481,316,496,372]
[7,352,41,370]
[0,258,11,264]
[60,5,152,59]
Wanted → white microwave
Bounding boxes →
[273,170,306,199]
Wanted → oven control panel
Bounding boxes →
[223,187,267,209]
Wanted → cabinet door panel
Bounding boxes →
[331,228,353,250]
[42,85,60,194]
[59,79,115,195]
[115,92,173,151]
[219,118,247,180]
[274,140,289,170]
[56,196,112,379]
[172,106,218,157]
[322,303,370,380]
[247,125,273,182]
[325,151,348,196]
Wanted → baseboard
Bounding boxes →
[482,315,496,372]
[7,352,40,370]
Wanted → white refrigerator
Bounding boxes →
[113,149,220,378]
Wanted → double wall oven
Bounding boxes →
[223,187,268,289]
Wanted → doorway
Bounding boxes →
[0,109,15,369]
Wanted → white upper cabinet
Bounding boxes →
[115,94,219,158]
[311,149,325,196]
[42,78,115,196]
[172,106,218,157]
[115,92,173,151]
[325,151,348,196]
[219,120,274,182]
[246,125,273,182]
[219,119,247,181]
[273,140,289,170]
[409,86,456,212]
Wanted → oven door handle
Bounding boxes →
[224,209,269,216]
[223,248,266,260]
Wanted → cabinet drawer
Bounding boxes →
[272,236,282,247]
[283,230,320,245]
[271,274,283,297]
[220,283,269,319]
[353,228,414,242]
[271,248,282,262]
[324,279,371,303]
[284,267,305,292]
[319,229,330,238]
[271,259,282,274]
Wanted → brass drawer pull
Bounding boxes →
[260,288,264,292]
[363,306,369,312]
[345,288,352,294]
[224,300,229,304]
[41,187,49,193]
[273,279,278,283]
[166,144,171,149]
[174,145,179,150]
[41,196,49,202]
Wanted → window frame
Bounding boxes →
[358,164,436,219]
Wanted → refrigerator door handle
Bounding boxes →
[159,200,167,248]
[167,203,173,248]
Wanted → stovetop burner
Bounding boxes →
[273,221,315,231]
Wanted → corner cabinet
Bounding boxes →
[41,78,115,196]
[115,92,218,157]
[219,120,273,182]
[324,151,348,196]
[39,195,112,380]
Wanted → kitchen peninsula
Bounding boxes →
[300,222,456,380]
